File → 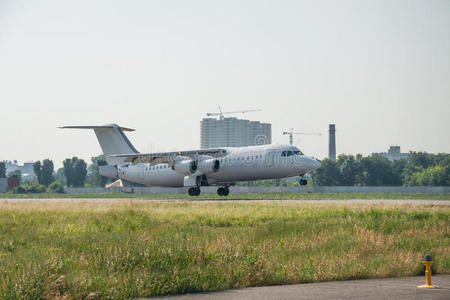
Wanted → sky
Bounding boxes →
[0,0,449,168]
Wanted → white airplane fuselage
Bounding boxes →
[118,144,320,187]
[60,124,321,195]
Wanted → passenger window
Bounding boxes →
[281,151,286,157]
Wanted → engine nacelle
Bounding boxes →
[99,165,118,179]
[198,158,220,173]
[172,159,197,175]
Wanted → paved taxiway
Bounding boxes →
[0,198,449,205]
[146,275,450,300]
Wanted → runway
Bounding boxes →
[0,198,449,205]
[146,275,450,300]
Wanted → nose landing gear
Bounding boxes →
[299,179,308,186]
[217,186,229,196]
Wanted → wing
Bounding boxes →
[109,148,227,165]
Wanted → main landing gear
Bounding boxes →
[187,185,230,197]
[217,186,229,196]
[188,187,201,196]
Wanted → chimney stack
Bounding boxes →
[328,124,336,160]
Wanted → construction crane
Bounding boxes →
[206,107,262,120]
[283,129,321,145]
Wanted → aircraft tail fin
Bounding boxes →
[60,124,139,165]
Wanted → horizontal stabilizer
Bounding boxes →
[59,125,135,132]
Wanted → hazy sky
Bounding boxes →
[1,0,449,168]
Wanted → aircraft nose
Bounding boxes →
[308,157,321,171]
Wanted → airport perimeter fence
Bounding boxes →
[64,186,450,194]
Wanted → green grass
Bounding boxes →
[0,202,449,299]
[1,192,449,200]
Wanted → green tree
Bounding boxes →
[48,181,64,193]
[408,152,434,169]
[402,152,450,186]
[0,162,6,178]
[433,153,450,168]
[41,159,55,186]
[33,159,55,186]
[63,158,74,186]
[33,161,42,183]
[392,158,407,184]
[54,168,67,186]
[73,159,87,187]
[409,165,449,186]
[360,155,398,186]
[337,154,363,186]
[88,155,109,187]
[63,157,87,187]
[313,159,341,186]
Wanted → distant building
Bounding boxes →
[3,161,36,181]
[7,176,20,190]
[373,146,409,162]
[200,117,272,149]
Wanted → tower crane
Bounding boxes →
[283,129,321,146]
[206,107,262,120]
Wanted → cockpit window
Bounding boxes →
[281,151,293,156]
[282,150,304,156]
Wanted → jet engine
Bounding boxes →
[198,158,220,173]
[172,157,197,175]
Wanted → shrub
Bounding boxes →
[13,185,27,194]
[27,183,47,193]
[48,182,64,193]
[13,182,47,194]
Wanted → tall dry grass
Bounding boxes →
[0,202,448,299]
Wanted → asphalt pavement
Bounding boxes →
[146,275,450,300]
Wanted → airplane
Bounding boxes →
[60,124,321,196]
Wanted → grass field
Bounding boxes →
[0,202,449,299]
[1,192,449,200]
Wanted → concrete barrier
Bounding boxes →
[63,186,450,194]
[0,178,7,193]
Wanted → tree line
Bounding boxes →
[3,155,111,193]
[2,151,449,193]
[313,152,450,186]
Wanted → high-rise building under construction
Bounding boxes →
[200,117,271,149]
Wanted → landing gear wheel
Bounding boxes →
[188,187,201,196]
[222,187,229,196]
[299,179,308,186]
[217,187,229,196]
